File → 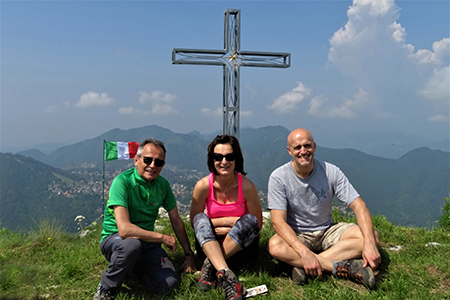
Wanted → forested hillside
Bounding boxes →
[0,153,100,232]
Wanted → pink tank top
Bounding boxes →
[205,173,248,218]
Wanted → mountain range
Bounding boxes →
[2,124,449,232]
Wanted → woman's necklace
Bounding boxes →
[218,175,236,195]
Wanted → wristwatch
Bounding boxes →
[184,251,193,257]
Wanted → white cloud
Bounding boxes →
[327,0,449,123]
[308,88,371,119]
[418,66,450,102]
[408,38,450,66]
[118,107,135,114]
[268,82,312,114]
[201,107,222,117]
[428,114,449,123]
[138,91,178,115]
[328,0,401,74]
[139,90,177,104]
[241,110,253,117]
[43,105,58,114]
[76,92,114,108]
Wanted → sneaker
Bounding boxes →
[93,284,114,300]
[216,269,246,300]
[292,267,306,285]
[333,259,376,289]
[198,258,216,291]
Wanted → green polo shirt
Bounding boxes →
[100,167,176,242]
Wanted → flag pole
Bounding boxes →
[102,139,106,217]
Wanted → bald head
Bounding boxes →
[287,128,315,147]
[286,129,316,177]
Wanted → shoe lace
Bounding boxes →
[222,274,242,300]
[200,260,215,284]
[335,262,364,282]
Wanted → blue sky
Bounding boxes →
[1,0,449,152]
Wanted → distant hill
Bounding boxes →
[3,125,449,230]
[309,129,449,159]
[17,148,48,161]
[35,125,209,171]
[0,153,100,232]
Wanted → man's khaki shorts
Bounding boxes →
[296,222,356,253]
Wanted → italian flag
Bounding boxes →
[104,141,139,161]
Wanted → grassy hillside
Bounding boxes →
[1,212,449,300]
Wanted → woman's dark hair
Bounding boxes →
[207,134,246,175]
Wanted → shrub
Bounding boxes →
[437,190,450,230]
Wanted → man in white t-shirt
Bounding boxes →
[267,128,380,289]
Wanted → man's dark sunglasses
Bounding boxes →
[142,156,165,167]
[213,153,236,162]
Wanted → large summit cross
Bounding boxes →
[172,9,290,139]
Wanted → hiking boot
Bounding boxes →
[333,259,376,289]
[292,267,306,285]
[93,284,114,300]
[216,269,246,300]
[198,257,216,291]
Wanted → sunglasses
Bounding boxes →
[141,156,165,167]
[213,153,236,162]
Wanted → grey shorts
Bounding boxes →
[296,222,356,253]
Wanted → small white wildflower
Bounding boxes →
[74,215,85,222]
[425,242,441,247]
[388,245,403,251]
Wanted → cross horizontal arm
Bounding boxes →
[172,48,290,68]
[172,48,226,66]
[239,51,290,68]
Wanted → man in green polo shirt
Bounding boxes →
[94,138,196,300]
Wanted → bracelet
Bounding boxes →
[184,251,192,257]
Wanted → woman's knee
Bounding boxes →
[193,212,209,225]
[193,213,216,247]
[238,214,259,229]
[229,214,259,248]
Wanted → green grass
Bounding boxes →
[1,213,449,300]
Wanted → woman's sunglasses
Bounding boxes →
[213,153,236,162]
[141,156,165,167]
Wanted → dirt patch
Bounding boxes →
[427,264,450,295]
[333,277,371,294]
[426,264,445,277]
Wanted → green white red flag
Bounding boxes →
[104,141,139,161]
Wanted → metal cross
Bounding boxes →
[172,9,290,139]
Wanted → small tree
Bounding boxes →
[437,189,450,230]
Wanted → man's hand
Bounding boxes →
[362,239,381,270]
[162,235,177,253]
[181,255,197,273]
[301,250,323,279]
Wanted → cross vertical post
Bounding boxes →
[172,9,290,139]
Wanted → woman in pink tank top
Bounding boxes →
[190,135,262,300]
